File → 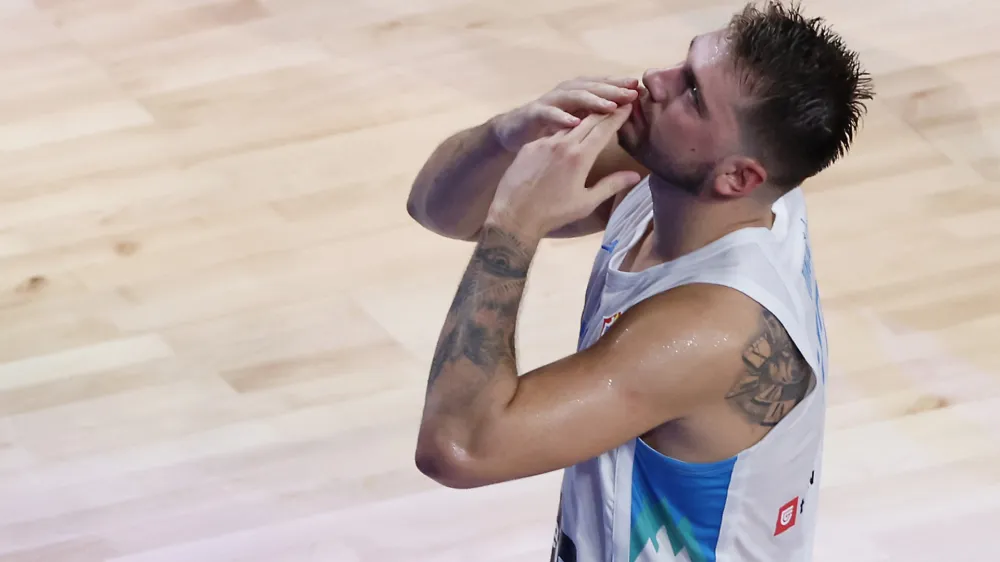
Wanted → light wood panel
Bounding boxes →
[1,0,999,560]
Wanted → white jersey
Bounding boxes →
[550,178,830,562]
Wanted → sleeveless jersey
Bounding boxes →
[550,177,830,562]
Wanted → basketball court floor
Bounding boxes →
[1,0,999,560]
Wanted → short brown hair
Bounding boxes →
[727,1,874,190]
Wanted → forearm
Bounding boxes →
[407,118,516,241]
[416,221,539,480]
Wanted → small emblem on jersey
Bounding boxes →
[774,497,799,536]
[601,312,622,335]
[601,240,619,253]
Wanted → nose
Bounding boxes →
[641,66,679,102]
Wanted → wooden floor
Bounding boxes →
[1,0,999,560]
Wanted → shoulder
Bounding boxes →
[594,283,814,423]
[606,283,761,340]
[586,284,757,405]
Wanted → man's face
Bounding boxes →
[618,30,745,195]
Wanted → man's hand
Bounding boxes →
[491,77,639,153]
[407,76,647,242]
[487,106,643,241]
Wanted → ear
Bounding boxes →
[712,156,766,199]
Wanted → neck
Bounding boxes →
[645,175,775,263]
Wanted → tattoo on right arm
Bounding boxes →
[425,226,533,398]
[725,309,814,427]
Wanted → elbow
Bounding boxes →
[405,188,449,237]
[405,181,479,241]
[414,430,491,490]
[406,186,424,224]
[414,449,479,489]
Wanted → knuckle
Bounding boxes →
[556,143,581,160]
[528,135,551,148]
[525,100,545,112]
[529,104,552,121]
[550,140,571,156]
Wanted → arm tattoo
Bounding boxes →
[725,309,814,427]
[426,225,534,400]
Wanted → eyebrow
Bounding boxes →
[685,35,709,117]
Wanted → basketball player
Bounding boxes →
[407,2,873,561]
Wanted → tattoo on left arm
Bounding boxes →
[425,225,537,414]
[725,309,814,427]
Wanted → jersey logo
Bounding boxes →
[774,497,799,536]
[601,312,621,335]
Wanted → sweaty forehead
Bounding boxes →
[689,30,730,70]
[689,29,739,90]
[698,30,742,90]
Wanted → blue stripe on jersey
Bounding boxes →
[629,439,736,562]
[800,220,828,383]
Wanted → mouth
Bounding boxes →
[629,97,647,131]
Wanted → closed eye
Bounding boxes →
[683,67,702,114]
[682,35,708,118]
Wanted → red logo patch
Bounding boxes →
[601,312,621,335]
[774,497,799,536]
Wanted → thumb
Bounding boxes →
[591,170,643,202]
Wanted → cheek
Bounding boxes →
[651,109,703,157]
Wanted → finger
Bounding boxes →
[604,76,640,89]
[566,105,630,145]
[591,170,643,202]
[563,111,607,141]
[548,89,619,114]
[570,76,640,90]
[554,81,638,107]
[580,106,632,152]
[578,82,639,105]
[549,124,572,140]
[535,104,581,128]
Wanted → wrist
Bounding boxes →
[483,207,544,249]
[486,114,519,154]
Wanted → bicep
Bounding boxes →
[467,350,659,483]
[464,286,753,485]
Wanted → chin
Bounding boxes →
[649,164,713,197]
[616,129,644,160]
[616,127,633,148]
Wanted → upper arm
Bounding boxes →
[435,284,766,488]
